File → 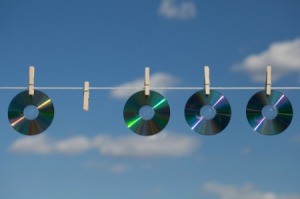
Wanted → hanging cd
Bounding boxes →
[246,90,293,135]
[123,90,170,136]
[184,90,231,135]
[8,90,55,135]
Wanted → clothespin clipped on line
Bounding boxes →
[266,66,272,96]
[204,66,210,95]
[29,66,35,96]
[144,67,150,97]
[83,81,90,111]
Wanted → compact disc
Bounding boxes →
[8,90,55,135]
[184,90,231,135]
[123,90,170,136]
[246,90,293,135]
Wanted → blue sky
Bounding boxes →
[0,0,300,198]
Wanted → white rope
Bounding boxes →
[37,87,83,90]
[0,86,300,90]
[0,87,27,90]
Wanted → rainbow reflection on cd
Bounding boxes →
[123,90,170,136]
[8,90,55,135]
[184,90,231,135]
[246,90,293,135]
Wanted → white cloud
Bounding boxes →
[55,136,90,154]
[9,135,91,155]
[111,72,180,99]
[92,133,198,157]
[158,0,196,20]
[233,38,300,82]
[202,182,300,199]
[9,135,53,154]
[9,132,199,158]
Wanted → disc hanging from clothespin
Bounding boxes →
[266,66,272,96]
[29,66,35,96]
[144,67,150,96]
[204,66,210,95]
[83,81,90,111]
[184,66,232,135]
[9,66,55,135]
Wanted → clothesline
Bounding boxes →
[0,86,300,90]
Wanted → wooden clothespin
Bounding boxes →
[144,67,150,96]
[266,66,272,96]
[29,66,35,96]
[83,81,90,111]
[204,66,210,95]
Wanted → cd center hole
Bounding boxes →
[262,105,278,120]
[139,105,155,121]
[23,105,39,120]
[200,105,216,120]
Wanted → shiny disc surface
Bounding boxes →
[123,90,170,136]
[246,90,293,135]
[8,90,55,135]
[184,90,231,135]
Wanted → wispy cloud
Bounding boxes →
[240,146,251,155]
[84,161,129,174]
[9,132,199,158]
[111,72,180,99]
[202,182,300,199]
[290,135,300,144]
[158,0,196,20]
[233,38,300,82]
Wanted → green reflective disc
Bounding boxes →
[123,90,170,136]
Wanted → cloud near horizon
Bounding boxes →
[202,182,300,199]
[9,132,199,158]
[233,38,300,82]
[158,0,196,20]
